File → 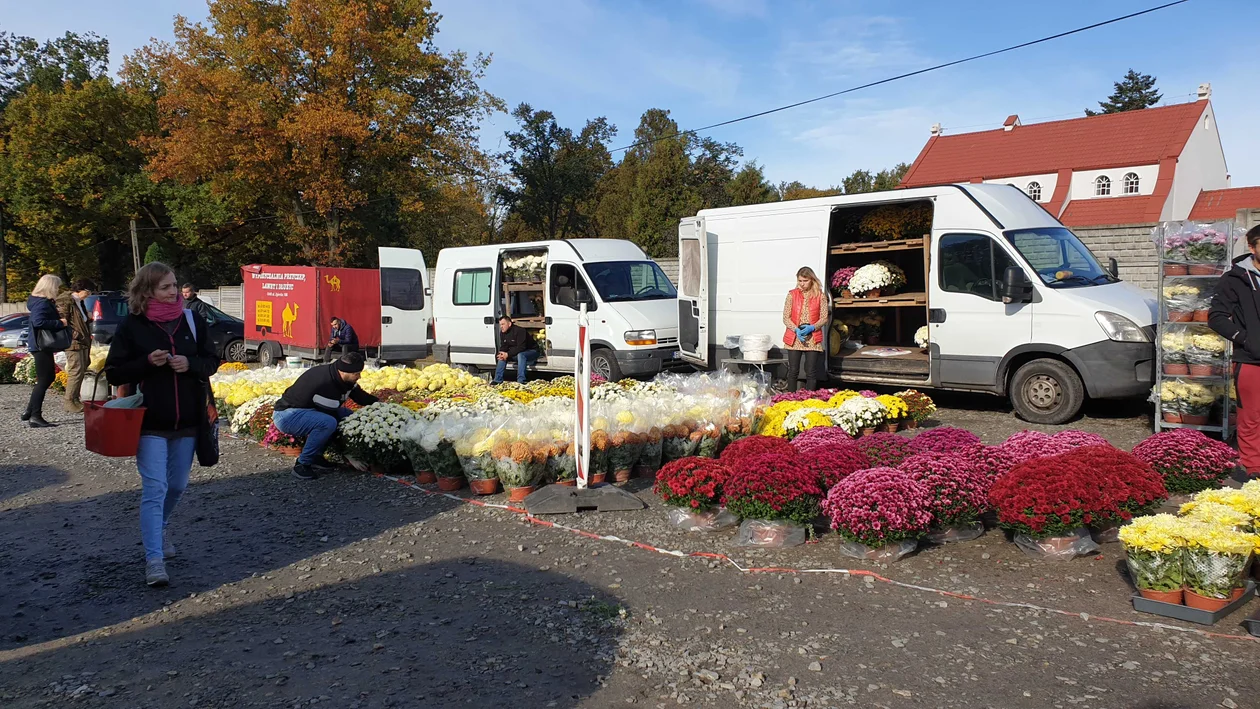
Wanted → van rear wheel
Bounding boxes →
[1009,358,1084,425]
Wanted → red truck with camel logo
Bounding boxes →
[242,247,432,366]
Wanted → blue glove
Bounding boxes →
[794,326,807,340]
[800,324,816,337]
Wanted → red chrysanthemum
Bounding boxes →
[653,457,731,511]
[797,443,872,489]
[720,435,797,466]
[722,453,822,524]
[907,427,982,455]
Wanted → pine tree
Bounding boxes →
[1086,70,1162,116]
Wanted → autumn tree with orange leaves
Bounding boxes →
[131,0,501,265]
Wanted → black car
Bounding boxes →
[87,294,247,362]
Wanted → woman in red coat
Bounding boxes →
[781,267,829,392]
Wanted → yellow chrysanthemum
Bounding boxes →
[1118,514,1186,554]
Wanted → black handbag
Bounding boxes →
[196,379,220,467]
[36,327,72,352]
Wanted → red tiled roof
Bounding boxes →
[1057,196,1161,227]
[1188,187,1260,220]
[900,101,1208,186]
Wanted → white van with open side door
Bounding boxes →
[432,239,681,381]
[677,183,1158,424]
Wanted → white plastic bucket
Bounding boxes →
[285,356,303,369]
[740,334,772,362]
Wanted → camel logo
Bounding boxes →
[325,275,341,292]
[281,302,300,339]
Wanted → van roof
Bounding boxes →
[436,238,648,262]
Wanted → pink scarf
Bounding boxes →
[146,296,185,323]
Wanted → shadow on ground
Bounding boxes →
[0,558,624,708]
[0,465,71,505]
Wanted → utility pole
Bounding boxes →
[130,219,141,272]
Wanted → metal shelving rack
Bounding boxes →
[1152,220,1237,438]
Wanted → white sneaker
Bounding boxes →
[146,559,169,587]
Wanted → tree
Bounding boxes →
[0,31,109,109]
[144,239,178,266]
[135,0,502,265]
[623,109,701,258]
[1086,69,1162,116]
[497,103,615,240]
[726,162,777,206]
[777,181,841,201]
[874,163,910,191]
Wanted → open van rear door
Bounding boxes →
[377,247,431,362]
[677,217,709,367]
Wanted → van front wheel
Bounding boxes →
[1009,358,1084,425]
[590,348,622,382]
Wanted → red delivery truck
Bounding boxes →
[243,247,432,366]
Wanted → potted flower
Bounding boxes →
[1160,330,1189,376]
[1158,380,1184,423]
[824,466,934,560]
[907,426,982,455]
[914,325,929,352]
[899,452,990,543]
[262,424,305,458]
[609,430,644,482]
[1158,232,1189,274]
[1118,514,1187,604]
[1132,428,1238,495]
[872,260,907,294]
[719,434,796,465]
[798,443,871,490]
[1187,331,1227,376]
[245,402,276,443]
[894,389,935,429]
[723,453,823,546]
[1180,521,1253,611]
[493,439,546,501]
[1184,229,1229,275]
[1058,446,1168,542]
[338,403,417,476]
[782,407,836,439]
[654,457,735,530]
[547,441,577,486]
[1178,380,1221,425]
[454,424,501,493]
[1161,284,1199,322]
[830,266,857,298]
[838,395,885,436]
[848,263,893,298]
[634,427,664,479]
[854,431,912,466]
[988,455,1101,559]
[789,425,854,453]
[661,422,699,462]
[874,394,908,431]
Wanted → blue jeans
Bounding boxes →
[136,435,196,561]
[493,349,539,384]
[273,407,350,465]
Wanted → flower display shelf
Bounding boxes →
[829,236,927,256]
[832,291,927,308]
[1131,581,1254,626]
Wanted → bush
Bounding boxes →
[798,443,871,490]
[1057,445,1166,523]
[720,435,796,466]
[823,467,934,546]
[965,445,1019,480]
[722,453,822,524]
[853,432,911,467]
[1132,429,1237,494]
[907,426,981,455]
[654,457,731,511]
[790,426,853,453]
[898,452,989,526]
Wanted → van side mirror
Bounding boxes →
[1108,257,1119,277]
[576,288,593,305]
[1001,266,1033,303]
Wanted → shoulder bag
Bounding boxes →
[36,327,72,352]
[184,310,220,467]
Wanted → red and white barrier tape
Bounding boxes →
[377,473,1260,644]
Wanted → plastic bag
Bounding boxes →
[104,391,145,409]
[635,426,664,477]
[734,519,807,548]
[838,539,918,563]
[1183,547,1249,599]
[926,521,984,545]
[1125,548,1184,595]
[1090,524,1122,544]
[1013,527,1100,561]
[666,506,739,532]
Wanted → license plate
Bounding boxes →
[672,351,682,359]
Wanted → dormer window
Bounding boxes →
[1123,172,1140,195]
[1026,181,1042,201]
[1095,175,1111,197]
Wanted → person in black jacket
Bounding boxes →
[1209,224,1260,479]
[23,274,69,428]
[105,263,220,587]
[323,316,360,363]
[492,315,537,384]
[181,283,213,322]
[273,351,378,480]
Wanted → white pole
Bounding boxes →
[575,302,591,489]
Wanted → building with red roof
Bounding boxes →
[899,86,1256,228]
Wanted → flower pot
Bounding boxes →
[416,470,437,484]
[614,469,633,483]
[1184,588,1234,612]
[271,445,302,457]
[1162,412,1183,423]
[1138,588,1184,604]
[1167,310,1194,323]
[1162,364,1190,376]
[840,288,852,299]
[1193,309,1210,322]
[507,485,535,502]
[878,422,897,433]
[1040,535,1087,555]
[469,478,499,495]
[591,472,607,485]
[555,479,577,487]
[903,419,919,430]
[860,427,876,437]
[1163,263,1188,276]
[1188,364,1219,376]
[437,476,464,492]
[1188,264,1222,276]
[864,289,881,299]
[1181,414,1210,425]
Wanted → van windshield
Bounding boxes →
[583,261,677,302]
[1005,227,1117,288]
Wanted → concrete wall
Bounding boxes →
[1072,222,1160,293]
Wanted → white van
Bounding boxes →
[433,239,681,380]
[677,183,1158,424]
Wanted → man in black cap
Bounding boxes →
[272,351,379,480]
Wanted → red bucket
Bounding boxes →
[84,401,147,457]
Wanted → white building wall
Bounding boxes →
[983,172,1058,203]
[1164,103,1231,220]
[1069,165,1160,201]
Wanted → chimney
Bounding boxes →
[1003,114,1020,131]
[930,123,942,136]
[1197,83,1212,100]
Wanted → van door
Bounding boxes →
[377,247,431,362]
[545,261,594,371]
[447,261,498,368]
[930,233,1033,388]
[677,217,709,367]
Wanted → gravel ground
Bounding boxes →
[1,383,1256,709]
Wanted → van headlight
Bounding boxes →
[624,329,657,346]
[1095,311,1149,343]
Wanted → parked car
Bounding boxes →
[0,313,29,349]
[87,293,247,361]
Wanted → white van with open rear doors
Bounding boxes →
[432,239,681,380]
[677,183,1158,424]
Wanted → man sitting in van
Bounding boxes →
[493,315,537,385]
[273,351,379,480]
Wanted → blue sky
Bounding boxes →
[4,0,1258,186]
